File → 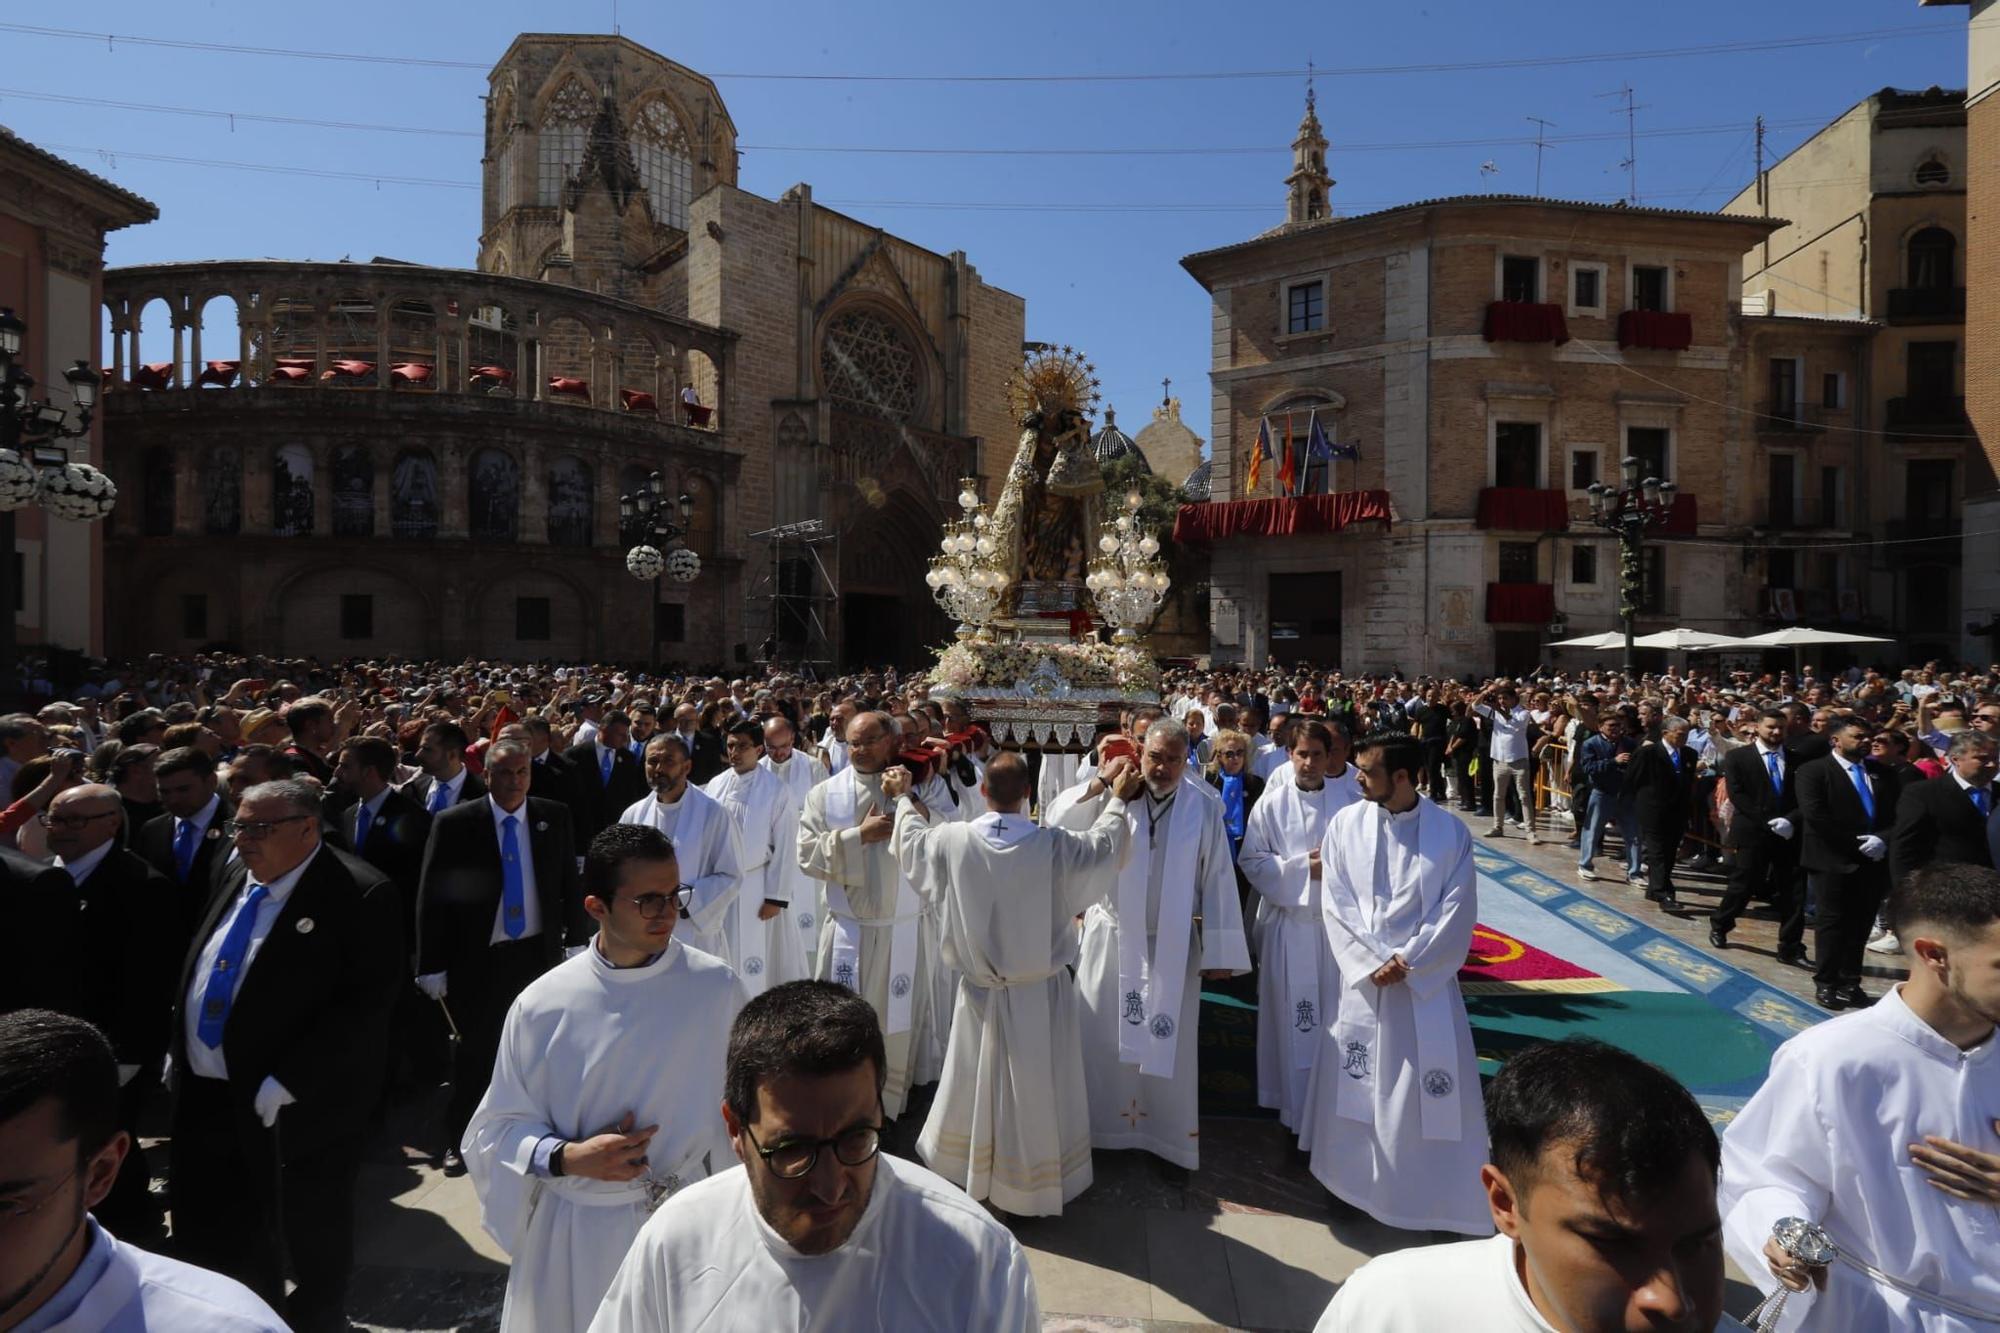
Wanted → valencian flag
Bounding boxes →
[1246,416,1272,491]
[1278,414,1297,495]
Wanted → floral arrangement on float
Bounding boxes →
[929,638,1159,697]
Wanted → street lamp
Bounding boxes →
[1085,486,1171,646]
[0,308,116,701]
[1585,456,1678,675]
[620,471,699,668]
[926,476,1008,640]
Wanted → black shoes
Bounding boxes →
[441,1148,467,1177]
[1838,985,1874,1009]
[1708,926,1728,949]
[1776,945,1809,967]
[1815,986,1845,1011]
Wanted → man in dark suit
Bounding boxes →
[520,714,574,804]
[1782,702,1834,766]
[1708,709,1805,964]
[278,696,338,787]
[560,709,647,847]
[7,784,184,1234]
[136,746,232,935]
[167,777,404,1332]
[1796,716,1900,1009]
[1890,731,1997,891]
[400,720,487,815]
[414,738,580,1175]
[1625,715,1699,912]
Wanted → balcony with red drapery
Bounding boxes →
[1476,487,1570,531]
[1173,489,1394,543]
[1486,582,1556,624]
[1616,309,1694,352]
[1483,302,1570,345]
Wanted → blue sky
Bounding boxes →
[3,2,1969,468]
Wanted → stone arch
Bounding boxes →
[626,91,696,229]
[815,298,932,427]
[1259,386,1348,495]
[272,443,315,537]
[466,565,600,661]
[271,559,436,658]
[684,347,719,425]
[547,454,594,547]
[253,290,319,379]
[325,289,378,370]
[384,295,438,369]
[390,448,441,539]
[468,446,521,541]
[331,444,375,537]
[191,292,243,383]
[133,295,177,384]
[1906,225,1957,290]
[200,446,241,535]
[540,314,595,399]
[534,68,600,205]
[682,472,719,558]
[838,485,948,669]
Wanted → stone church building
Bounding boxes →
[98,33,1025,668]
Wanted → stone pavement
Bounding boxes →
[333,801,1836,1331]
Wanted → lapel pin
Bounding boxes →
[295,917,315,934]
[204,828,221,841]
[535,821,548,832]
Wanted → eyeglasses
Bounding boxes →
[1216,749,1246,759]
[222,814,313,840]
[741,1121,882,1179]
[0,1165,79,1226]
[37,810,118,831]
[622,886,695,920]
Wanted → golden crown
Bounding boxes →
[1005,344,1102,423]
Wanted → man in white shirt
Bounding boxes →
[1718,862,2000,1331]
[1473,681,1540,844]
[0,1009,286,1332]
[1317,1037,1741,1332]
[589,980,1039,1331]
[758,714,829,968]
[704,719,808,992]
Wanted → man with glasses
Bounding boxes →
[465,824,741,1332]
[166,778,403,1332]
[590,980,1038,1331]
[620,734,744,970]
[0,1009,285,1330]
[704,719,808,994]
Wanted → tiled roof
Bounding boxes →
[0,124,158,225]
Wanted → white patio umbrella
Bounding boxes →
[1547,630,1628,649]
[1738,625,1896,674]
[1630,628,1753,651]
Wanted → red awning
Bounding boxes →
[132,362,174,391]
[620,388,658,413]
[274,357,315,372]
[470,365,514,385]
[1617,309,1694,352]
[196,360,241,388]
[1476,487,1570,531]
[389,362,434,386]
[1486,582,1556,624]
[320,359,376,381]
[548,375,590,399]
[268,366,311,382]
[683,402,714,427]
[1483,301,1571,345]
[1172,489,1393,543]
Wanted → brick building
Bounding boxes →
[0,126,155,660]
[99,34,1024,668]
[1724,85,1986,658]
[1178,93,1781,675]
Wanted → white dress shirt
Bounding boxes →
[180,792,223,844]
[53,839,115,888]
[487,795,542,943]
[428,767,468,808]
[1832,752,1875,801]
[182,845,324,1081]
[1474,703,1533,763]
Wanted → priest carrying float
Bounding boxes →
[926,345,1168,751]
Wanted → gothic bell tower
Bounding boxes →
[1285,81,1333,225]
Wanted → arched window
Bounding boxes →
[538,77,595,205]
[547,456,594,547]
[391,450,439,539]
[1915,156,1951,187]
[201,448,240,536]
[631,98,693,230]
[141,448,176,537]
[1908,227,1956,290]
[683,474,718,559]
[331,445,374,537]
[469,447,520,541]
[820,308,920,422]
[1267,395,1342,496]
[617,464,653,547]
[273,444,315,537]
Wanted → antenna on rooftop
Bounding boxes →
[1596,83,1645,204]
[1526,117,1557,196]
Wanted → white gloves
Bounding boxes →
[253,1076,295,1128]
[416,972,449,1001]
[1857,835,1887,861]
[1767,817,1795,840]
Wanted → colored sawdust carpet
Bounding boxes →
[1197,839,1822,1125]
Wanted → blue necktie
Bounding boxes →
[1971,786,1989,818]
[1668,749,1680,772]
[1849,763,1875,821]
[354,801,374,850]
[172,819,199,883]
[500,814,526,939]
[600,750,613,786]
[195,882,270,1049]
[1765,750,1783,795]
[428,782,450,815]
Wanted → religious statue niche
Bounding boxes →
[987,345,1105,614]
[272,443,315,538]
[469,447,520,542]
[546,456,593,547]
[201,447,241,536]
[391,450,439,539]
[331,445,374,538]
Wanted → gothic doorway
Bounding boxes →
[838,487,947,669]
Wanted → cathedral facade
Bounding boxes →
[99,34,1024,669]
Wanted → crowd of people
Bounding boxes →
[0,649,1994,1332]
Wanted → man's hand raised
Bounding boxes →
[1109,762,1145,801]
[880,765,912,801]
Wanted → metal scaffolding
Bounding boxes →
[747,518,839,667]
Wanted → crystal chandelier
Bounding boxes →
[1085,487,1170,645]
[925,476,1009,640]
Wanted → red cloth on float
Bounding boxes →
[132,363,174,391]
[1616,309,1694,351]
[389,362,434,386]
[1485,583,1556,624]
[548,376,590,399]
[620,388,658,412]
[1482,302,1571,345]
[1475,487,1570,531]
[196,360,241,388]
[1172,490,1393,543]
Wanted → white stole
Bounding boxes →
[706,769,772,995]
[629,789,720,934]
[1117,779,1204,1079]
[1267,778,1349,1076]
[1323,801,1464,1141]
[823,768,920,1035]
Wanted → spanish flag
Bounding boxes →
[1246,416,1271,492]
[1278,413,1297,496]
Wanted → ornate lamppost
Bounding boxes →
[925,476,1008,640]
[621,471,698,667]
[0,307,115,699]
[1585,455,1677,675]
[1085,486,1170,646]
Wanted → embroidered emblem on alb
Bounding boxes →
[833,961,857,990]
[1149,1013,1175,1040]
[890,972,912,999]
[1342,1041,1371,1079]
[1121,989,1145,1025]
[1293,999,1318,1033]
[1423,1068,1454,1098]
[744,956,765,976]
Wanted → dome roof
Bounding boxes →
[1090,408,1150,471]
[1181,458,1213,502]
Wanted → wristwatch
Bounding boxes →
[550,1141,568,1177]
